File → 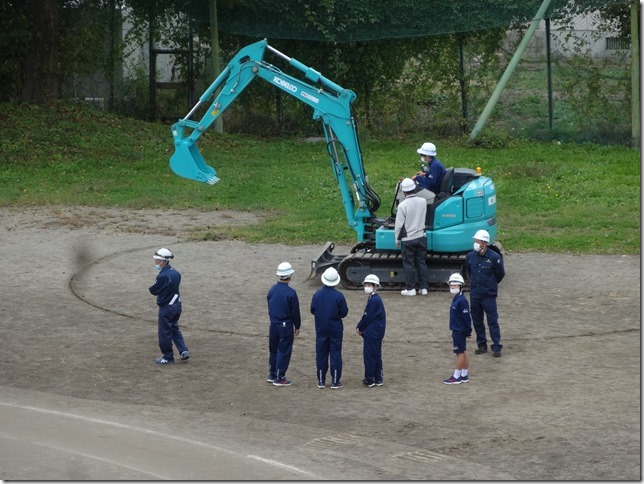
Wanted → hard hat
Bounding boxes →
[400,178,416,193]
[473,229,490,243]
[417,142,437,156]
[448,273,465,285]
[276,261,295,277]
[321,267,341,286]
[153,248,174,260]
[363,274,380,286]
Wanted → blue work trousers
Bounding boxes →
[470,297,502,352]
[316,331,343,385]
[401,236,429,290]
[158,303,188,361]
[268,322,295,380]
[362,337,383,385]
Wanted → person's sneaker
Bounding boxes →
[317,381,325,389]
[419,288,428,295]
[180,350,190,361]
[493,351,502,358]
[459,374,469,383]
[362,379,376,388]
[443,375,462,385]
[154,357,174,365]
[401,289,416,296]
[273,378,293,387]
[330,382,343,389]
[474,346,488,355]
[267,375,276,383]
[375,381,384,386]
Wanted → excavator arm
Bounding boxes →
[170,39,380,242]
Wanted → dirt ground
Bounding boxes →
[0,206,640,480]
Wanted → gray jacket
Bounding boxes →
[394,195,427,242]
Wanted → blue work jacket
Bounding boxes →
[450,292,472,335]
[267,281,301,329]
[310,286,349,335]
[356,293,386,340]
[417,157,447,194]
[149,264,181,306]
[466,248,505,298]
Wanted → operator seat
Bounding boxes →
[425,167,455,228]
[436,167,455,200]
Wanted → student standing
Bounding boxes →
[443,273,472,384]
[310,267,348,389]
[149,248,189,365]
[267,262,301,387]
[356,274,386,388]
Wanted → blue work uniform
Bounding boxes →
[466,247,505,352]
[310,286,349,386]
[450,292,472,353]
[416,157,447,194]
[356,293,386,385]
[149,264,188,362]
[267,281,301,381]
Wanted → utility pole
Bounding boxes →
[469,0,553,141]
[630,0,640,149]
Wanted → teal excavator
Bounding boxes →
[169,39,500,290]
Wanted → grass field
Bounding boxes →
[0,102,639,254]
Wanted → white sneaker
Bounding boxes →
[401,289,416,296]
[419,288,428,295]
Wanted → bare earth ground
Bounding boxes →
[0,206,640,480]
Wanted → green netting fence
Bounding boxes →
[133,0,635,145]
[210,0,629,42]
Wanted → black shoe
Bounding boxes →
[493,351,502,358]
[474,346,488,355]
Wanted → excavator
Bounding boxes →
[169,39,500,290]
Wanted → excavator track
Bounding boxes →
[337,248,469,291]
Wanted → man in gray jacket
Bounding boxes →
[395,178,429,296]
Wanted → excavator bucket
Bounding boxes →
[307,241,346,281]
[170,139,220,185]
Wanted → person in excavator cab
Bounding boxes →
[412,142,447,197]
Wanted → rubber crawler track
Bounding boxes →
[338,250,469,291]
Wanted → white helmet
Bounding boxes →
[448,273,465,286]
[153,248,174,260]
[276,261,295,277]
[473,229,490,243]
[400,178,416,193]
[321,267,341,286]
[417,142,437,156]
[363,274,380,286]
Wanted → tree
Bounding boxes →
[21,0,60,102]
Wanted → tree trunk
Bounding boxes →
[21,0,59,102]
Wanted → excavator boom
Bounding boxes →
[170,39,379,243]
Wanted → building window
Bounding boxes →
[606,37,628,50]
